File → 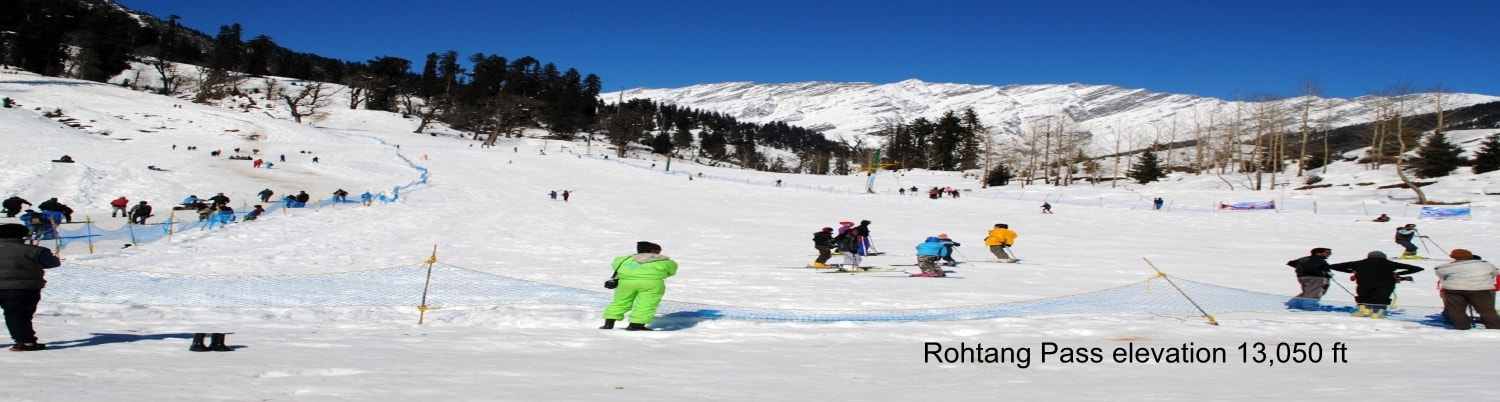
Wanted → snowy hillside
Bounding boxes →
[4,69,1500,401]
[605,79,1499,152]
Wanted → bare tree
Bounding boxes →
[1296,81,1322,176]
[281,82,337,124]
[148,57,182,95]
[1387,86,1427,203]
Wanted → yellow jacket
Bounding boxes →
[984,228,1017,246]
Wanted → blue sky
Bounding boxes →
[119,0,1499,98]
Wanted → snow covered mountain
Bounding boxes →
[606,80,1500,153]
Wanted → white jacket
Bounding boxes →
[1434,260,1499,291]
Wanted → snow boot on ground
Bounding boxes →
[1399,252,1422,260]
[208,333,233,352]
[9,342,46,352]
[1370,306,1388,319]
[1353,305,1374,318]
[189,333,210,352]
[809,262,830,269]
[599,319,616,330]
[625,323,653,331]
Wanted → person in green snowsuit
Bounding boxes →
[601,241,678,331]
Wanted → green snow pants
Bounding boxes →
[603,279,667,324]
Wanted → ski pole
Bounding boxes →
[1422,236,1448,256]
[1142,258,1219,326]
[1330,276,1356,298]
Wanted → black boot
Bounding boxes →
[208,333,233,352]
[625,323,652,331]
[599,319,616,330]
[189,333,209,352]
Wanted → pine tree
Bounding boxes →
[1472,134,1500,174]
[650,132,674,155]
[985,165,1012,186]
[209,24,243,72]
[244,35,276,76]
[959,109,985,170]
[1408,131,1465,178]
[1128,149,1167,184]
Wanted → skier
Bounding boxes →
[899,188,906,196]
[258,189,274,203]
[253,159,263,168]
[810,227,836,268]
[109,196,129,218]
[182,195,200,208]
[936,233,961,266]
[208,193,230,207]
[1286,248,1334,305]
[1153,197,1164,210]
[855,220,875,254]
[549,191,558,200]
[243,205,265,221]
[562,190,571,202]
[333,189,349,203]
[983,224,1018,262]
[2,196,31,218]
[279,154,286,162]
[1373,214,1391,222]
[360,192,374,206]
[1328,251,1423,318]
[600,241,678,331]
[913,236,949,277]
[775,179,783,187]
[1041,202,1053,214]
[294,191,311,204]
[0,223,62,351]
[19,210,56,240]
[36,198,72,223]
[833,221,864,269]
[312,157,320,163]
[282,195,297,209]
[1394,224,1420,258]
[1434,249,1500,330]
[128,201,152,225]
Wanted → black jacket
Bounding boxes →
[1330,258,1424,287]
[2,197,28,210]
[0,239,61,290]
[209,195,230,205]
[1287,255,1332,278]
[129,204,152,217]
[37,199,64,213]
[813,231,835,249]
[294,193,311,203]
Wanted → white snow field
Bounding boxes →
[3,69,1500,401]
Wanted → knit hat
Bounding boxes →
[1367,251,1386,260]
[1451,249,1474,260]
[0,224,27,239]
[937,233,950,239]
[636,241,662,254]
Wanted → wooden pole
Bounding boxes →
[1143,257,1219,326]
[85,216,95,254]
[417,244,438,325]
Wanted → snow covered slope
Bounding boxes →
[605,79,1499,152]
[4,69,1500,401]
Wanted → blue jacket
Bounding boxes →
[916,237,950,258]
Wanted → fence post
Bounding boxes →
[417,244,439,325]
[167,210,176,242]
[85,216,95,254]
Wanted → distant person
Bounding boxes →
[899,188,906,196]
[109,196,129,218]
[1373,214,1390,222]
[1287,248,1334,303]
[2,197,32,218]
[208,193,230,207]
[1434,249,1500,330]
[0,223,62,351]
[1329,251,1423,318]
[128,201,152,225]
[600,241,678,331]
[913,236,949,277]
[1153,197,1164,210]
[1394,224,1420,258]
[36,198,72,223]
[333,189,349,203]
[810,227,836,269]
[258,189,274,203]
[1041,202,1053,214]
[243,205,265,221]
[562,190,571,202]
[549,191,558,200]
[984,224,1018,262]
[360,192,374,206]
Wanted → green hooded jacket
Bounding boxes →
[612,253,678,281]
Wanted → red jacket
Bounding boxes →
[110,197,129,208]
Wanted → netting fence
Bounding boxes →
[41,262,1451,326]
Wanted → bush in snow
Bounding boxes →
[1128,149,1167,184]
[1472,134,1500,174]
[1406,131,1465,178]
